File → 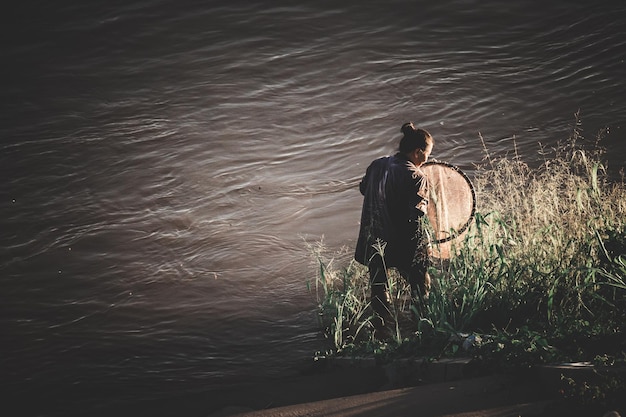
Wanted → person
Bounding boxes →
[354,122,433,337]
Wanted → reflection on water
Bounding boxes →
[1,0,625,414]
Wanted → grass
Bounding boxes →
[307,114,626,383]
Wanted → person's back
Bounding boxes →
[355,153,426,270]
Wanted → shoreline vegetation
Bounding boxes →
[307,114,625,412]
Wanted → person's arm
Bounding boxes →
[415,175,429,216]
[406,164,428,219]
[404,161,428,217]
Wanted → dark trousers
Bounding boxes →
[368,254,430,301]
[368,254,392,331]
[368,254,430,337]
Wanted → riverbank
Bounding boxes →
[219,375,550,417]
[207,357,625,417]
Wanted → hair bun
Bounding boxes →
[401,122,416,135]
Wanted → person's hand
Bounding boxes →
[416,200,428,215]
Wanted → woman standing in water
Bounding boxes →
[355,122,433,337]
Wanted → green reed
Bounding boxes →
[308,116,625,358]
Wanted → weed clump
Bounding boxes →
[308,115,626,371]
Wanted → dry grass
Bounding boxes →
[309,116,626,359]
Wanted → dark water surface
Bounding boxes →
[2,1,625,415]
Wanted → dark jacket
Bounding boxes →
[354,153,429,271]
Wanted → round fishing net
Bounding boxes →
[421,161,477,259]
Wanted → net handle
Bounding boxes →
[422,160,477,244]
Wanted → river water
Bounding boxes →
[1,0,625,415]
